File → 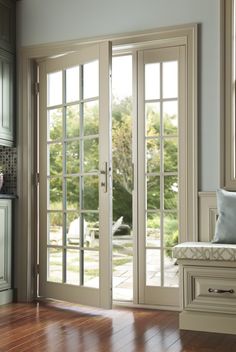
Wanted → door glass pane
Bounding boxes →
[146,212,160,247]
[112,55,133,301]
[84,138,99,172]
[163,61,178,99]
[66,249,80,285]
[83,176,99,210]
[164,212,178,247]
[49,177,63,210]
[66,66,80,103]
[84,60,99,99]
[66,141,80,174]
[113,249,133,301]
[147,176,160,210]
[164,176,178,210]
[48,212,63,246]
[84,212,99,249]
[66,105,80,138]
[49,143,63,176]
[48,109,63,141]
[146,138,160,173]
[66,176,80,210]
[47,71,62,107]
[84,250,99,288]
[146,102,160,136]
[163,251,178,287]
[84,101,99,136]
[163,101,178,136]
[146,249,161,286]
[48,248,63,283]
[145,63,160,100]
[66,212,80,247]
[164,138,178,172]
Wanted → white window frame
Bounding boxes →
[223,0,236,189]
[17,24,198,303]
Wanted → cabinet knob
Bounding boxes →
[208,288,234,294]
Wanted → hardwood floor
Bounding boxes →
[0,302,236,351]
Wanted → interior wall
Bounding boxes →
[16,0,221,192]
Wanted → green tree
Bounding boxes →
[112,97,133,225]
[48,98,179,240]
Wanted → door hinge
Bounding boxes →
[35,172,40,185]
[32,264,40,279]
[34,82,40,95]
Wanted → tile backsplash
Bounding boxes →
[0,146,17,195]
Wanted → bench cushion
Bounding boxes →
[173,242,236,261]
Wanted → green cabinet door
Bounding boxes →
[0,0,15,53]
[0,199,12,292]
[0,50,14,146]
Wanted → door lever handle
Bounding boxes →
[100,162,108,193]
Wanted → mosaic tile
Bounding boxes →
[0,146,17,195]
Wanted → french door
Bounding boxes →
[137,46,186,307]
[38,43,112,308]
[37,41,187,309]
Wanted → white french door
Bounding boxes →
[37,40,188,309]
[38,43,112,308]
[137,46,186,307]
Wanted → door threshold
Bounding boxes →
[113,300,181,311]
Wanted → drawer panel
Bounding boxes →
[184,266,236,314]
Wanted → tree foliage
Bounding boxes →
[48,97,179,238]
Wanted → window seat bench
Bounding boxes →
[173,242,236,335]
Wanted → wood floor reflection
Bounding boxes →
[0,301,235,351]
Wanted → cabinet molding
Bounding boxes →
[198,192,217,242]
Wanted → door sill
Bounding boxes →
[113,300,181,311]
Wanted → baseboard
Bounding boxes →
[180,310,236,335]
[0,289,13,305]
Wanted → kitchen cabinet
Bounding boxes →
[0,0,15,53]
[0,199,12,304]
[0,0,15,147]
[0,49,14,146]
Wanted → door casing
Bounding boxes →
[16,24,197,307]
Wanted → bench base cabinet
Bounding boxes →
[178,260,236,335]
[0,199,12,305]
[180,310,236,335]
[174,242,236,335]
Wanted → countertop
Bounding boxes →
[0,194,17,199]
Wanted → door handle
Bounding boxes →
[208,288,234,294]
[100,162,108,193]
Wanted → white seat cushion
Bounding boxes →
[173,242,236,261]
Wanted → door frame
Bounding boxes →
[16,24,198,305]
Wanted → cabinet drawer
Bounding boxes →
[184,266,236,314]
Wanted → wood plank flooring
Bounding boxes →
[0,302,236,351]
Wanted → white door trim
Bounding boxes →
[16,24,198,303]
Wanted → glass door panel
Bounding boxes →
[138,47,181,307]
[39,44,112,308]
[46,61,100,288]
[145,57,179,289]
[112,55,133,301]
